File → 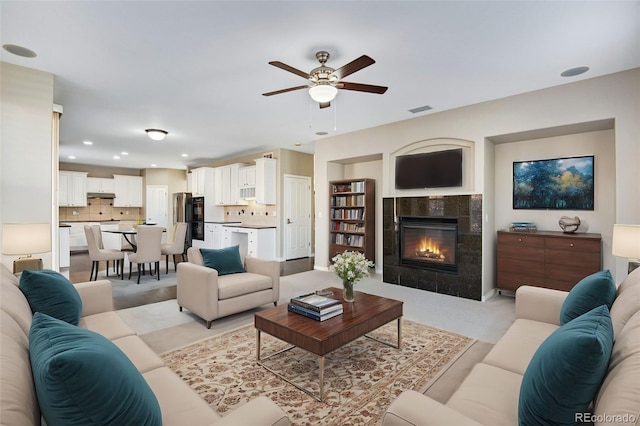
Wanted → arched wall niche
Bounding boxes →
[387,138,475,197]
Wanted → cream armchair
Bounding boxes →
[177,247,280,328]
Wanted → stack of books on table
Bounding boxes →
[288,293,343,321]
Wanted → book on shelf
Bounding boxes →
[287,303,343,321]
[290,293,341,312]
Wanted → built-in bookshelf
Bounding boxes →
[329,178,375,262]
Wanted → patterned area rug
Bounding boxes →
[161,319,475,425]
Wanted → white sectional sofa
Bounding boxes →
[0,263,289,426]
[382,268,640,426]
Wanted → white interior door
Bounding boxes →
[284,175,311,260]
[146,185,168,231]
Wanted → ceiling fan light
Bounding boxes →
[145,129,168,141]
[309,85,337,103]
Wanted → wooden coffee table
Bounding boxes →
[254,287,403,401]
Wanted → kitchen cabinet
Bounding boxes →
[113,175,143,207]
[190,167,212,197]
[238,165,256,200]
[86,177,115,194]
[255,158,277,204]
[222,226,276,260]
[213,167,224,205]
[216,164,247,206]
[497,230,602,292]
[192,167,224,221]
[59,171,88,207]
[204,223,229,249]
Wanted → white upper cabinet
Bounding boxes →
[238,165,256,199]
[191,167,211,196]
[86,177,115,193]
[190,167,223,222]
[59,171,88,207]
[255,158,277,205]
[113,175,143,207]
[216,163,247,206]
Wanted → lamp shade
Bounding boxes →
[612,224,640,260]
[145,129,168,141]
[309,85,338,103]
[2,223,51,255]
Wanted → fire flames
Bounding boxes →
[414,238,445,261]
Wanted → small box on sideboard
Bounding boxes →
[496,229,602,292]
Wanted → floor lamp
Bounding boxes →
[612,224,640,274]
[1,223,51,274]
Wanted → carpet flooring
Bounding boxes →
[161,320,475,425]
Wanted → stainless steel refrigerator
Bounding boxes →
[173,192,204,249]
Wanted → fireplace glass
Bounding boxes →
[399,217,458,273]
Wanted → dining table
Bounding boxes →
[102,228,139,251]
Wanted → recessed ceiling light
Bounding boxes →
[181,153,188,157]
[113,155,120,160]
[3,44,37,58]
[316,131,328,136]
[561,66,589,77]
[83,141,93,145]
[151,164,157,167]
[121,152,129,155]
[68,155,76,159]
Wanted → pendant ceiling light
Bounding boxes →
[145,129,168,141]
[308,84,338,103]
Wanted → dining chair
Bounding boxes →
[84,224,124,281]
[128,225,163,284]
[160,222,188,274]
[118,222,137,252]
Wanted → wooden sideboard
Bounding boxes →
[497,230,602,292]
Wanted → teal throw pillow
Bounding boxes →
[19,269,82,325]
[518,305,613,426]
[29,312,162,426]
[560,270,616,325]
[200,245,246,275]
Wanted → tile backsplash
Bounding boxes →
[59,198,142,222]
[224,201,278,227]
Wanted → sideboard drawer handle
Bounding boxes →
[570,243,574,247]
[518,238,522,242]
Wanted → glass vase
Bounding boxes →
[343,280,355,302]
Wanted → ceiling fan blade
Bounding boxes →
[262,85,308,96]
[319,101,331,109]
[268,61,310,79]
[333,55,375,79]
[340,81,388,94]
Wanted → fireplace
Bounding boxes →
[399,216,458,274]
[384,196,483,300]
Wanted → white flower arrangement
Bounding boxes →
[331,250,374,283]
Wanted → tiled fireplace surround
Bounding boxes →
[383,195,483,301]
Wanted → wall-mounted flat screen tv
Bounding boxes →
[395,149,463,189]
[513,155,594,210]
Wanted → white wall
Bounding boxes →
[314,69,639,289]
[494,130,616,273]
[1,62,55,269]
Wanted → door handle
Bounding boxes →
[287,218,292,224]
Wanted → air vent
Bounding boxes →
[409,105,433,114]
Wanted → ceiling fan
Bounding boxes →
[262,51,388,108]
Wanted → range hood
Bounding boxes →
[87,192,116,199]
